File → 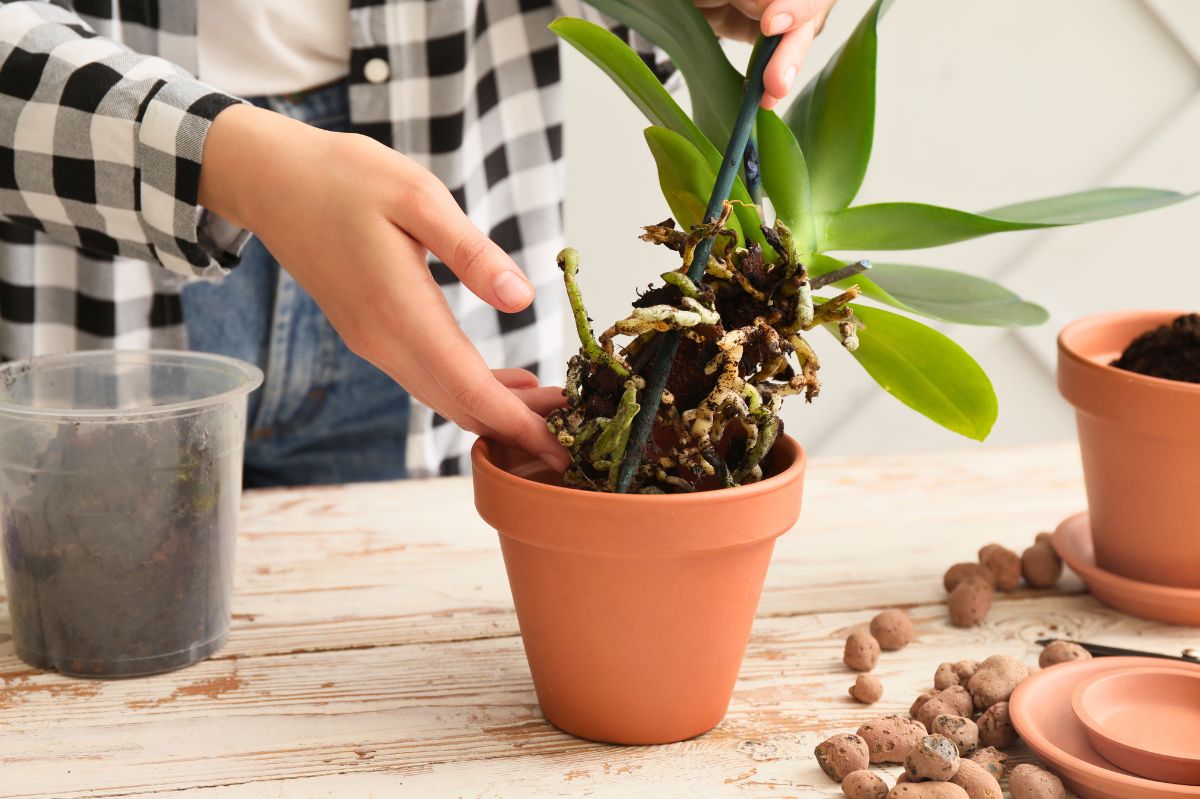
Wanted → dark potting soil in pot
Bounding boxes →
[1111,313,1200,384]
[0,420,238,678]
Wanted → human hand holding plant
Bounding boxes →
[691,0,838,108]
[198,104,569,470]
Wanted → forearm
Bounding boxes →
[0,1,245,274]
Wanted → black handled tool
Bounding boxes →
[1037,638,1199,663]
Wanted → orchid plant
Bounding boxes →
[544,0,1193,493]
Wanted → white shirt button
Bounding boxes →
[363,58,390,84]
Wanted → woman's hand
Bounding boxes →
[693,0,838,109]
[198,104,569,469]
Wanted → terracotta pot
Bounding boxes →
[1058,311,1200,589]
[471,435,806,744]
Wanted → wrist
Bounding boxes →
[198,103,324,232]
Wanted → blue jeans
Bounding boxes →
[182,81,409,487]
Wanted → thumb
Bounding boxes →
[398,175,534,312]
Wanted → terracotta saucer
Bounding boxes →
[1052,513,1200,626]
[1072,668,1200,785]
[1010,656,1200,799]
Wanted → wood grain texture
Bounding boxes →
[0,443,1193,798]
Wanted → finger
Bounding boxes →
[393,268,568,468]
[393,173,534,313]
[762,20,815,106]
[761,0,824,34]
[492,368,540,389]
[511,385,568,417]
[700,6,760,41]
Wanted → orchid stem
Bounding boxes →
[614,34,782,494]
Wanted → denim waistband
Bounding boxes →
[245,78,349,130]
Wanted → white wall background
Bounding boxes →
[562,0,1200,458]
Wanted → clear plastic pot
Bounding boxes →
[0,350,262,677]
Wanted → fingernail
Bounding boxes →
[493,271,533,309]
[783,65,798,92]
[767,12,793,35]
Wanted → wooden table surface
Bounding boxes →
[1,442,1196,799]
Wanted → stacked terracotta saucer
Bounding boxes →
[1010,657,1200,799]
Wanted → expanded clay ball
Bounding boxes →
[978,544,1021,591]
[843,770,889,799]
[931,714,978,755]
[943,563,995,593]
[948,578,993,627]
[815,734,871,782]
[1021,543,1062,588]
[977,702,1017,749]
[887,783,968,798]
[934,660,978,690]
[967,655,1029,710]
[870,609,914,651]
[916,687,973,731]
[857,716,928,764]
[851,673,884,704]
[910,691,936,718]
[845,630,882,672]
[1039,640,1092,668]
[969,747,1008,780]
[904,734,960,782]
[1008,764,1066,799]
[948,758,1002,799]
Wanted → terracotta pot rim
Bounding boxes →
[471,434,807,506]
[1058,310,1200,398]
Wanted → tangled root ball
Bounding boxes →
[870,609,914,651]
[844,630,881,672]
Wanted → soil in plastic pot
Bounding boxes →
[0,419,238,677]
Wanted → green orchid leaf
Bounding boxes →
[643,127,767,250]
[821,202,1056,250]
[550,20,765,246]
[810,255,1047,326]
[756,109,815,252]
[582,0,744,148]
[832,303,997,441]
[783,0,892,213]
[645,127,746,241]
[550,19,711,156]
[983,187,1196,225]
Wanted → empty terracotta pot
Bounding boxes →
[471,435,806,744]
[1058,311,1200,589]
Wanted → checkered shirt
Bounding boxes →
[0,0,671,476]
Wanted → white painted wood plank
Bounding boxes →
[0,443,1183,799]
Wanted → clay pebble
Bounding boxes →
[844,630,881,672]
[948,577,993,628]
[851,673,884,704]
[1008,764,1066,799]
[948,758,1002,799]
[904,734,960,782]
[1038,640,1092,668]
[978,544,1021,591]
[815,734,871,782]
[870,609,914,651]
[857,716,928,764]
[843,770,889,799]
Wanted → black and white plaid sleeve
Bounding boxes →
[0,1,248,277]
